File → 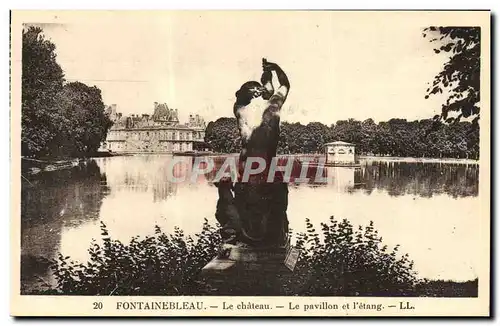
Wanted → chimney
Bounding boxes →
[154,102,158,109]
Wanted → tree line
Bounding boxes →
[204,117,479,159]
[21,25,480,160]
[22,26,112,159]
[205,27,481,160]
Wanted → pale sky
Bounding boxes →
[34,11,450,125]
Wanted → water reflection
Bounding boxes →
[20,155,480,292]
[21,160,109,292]
[359,161,479,198]
[206,156,478,198]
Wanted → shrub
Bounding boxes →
[415,278,478,297]
[292,217,419,296]
[43,216,420,296]
[50,219,221,295]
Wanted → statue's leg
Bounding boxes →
[233,182,267,245]
[232,181,289,247]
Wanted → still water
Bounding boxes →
[21,154,480,292]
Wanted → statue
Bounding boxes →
[202,59,296,294]
[215,58,290,247]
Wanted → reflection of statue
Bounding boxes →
[214,59,290,247]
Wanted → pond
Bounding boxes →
[20,154,480,293]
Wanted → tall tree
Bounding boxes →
[55,82,112,157]
[22,26,65,157]
[22,26,112,158]
[423,27,480,124]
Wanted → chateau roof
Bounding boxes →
[107,102,205,131]
[324,141,355,146]
[153,103,178,121]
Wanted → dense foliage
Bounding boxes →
[50,220,220,295]
[22,26,65,157]
[204,118,241,154]
[423,27,481,124]
[54,82,113,157]
[40,217,427,296]
[293,217,418,296]
[22,26,111,158]
[205,117,479,159]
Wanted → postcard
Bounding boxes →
[10,10,490,317]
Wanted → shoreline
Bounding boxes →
[94,152,480,163]
[20,252,478,297]
[357,155,479,165]
[21,153,479,176]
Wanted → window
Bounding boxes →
[338,149,346,154]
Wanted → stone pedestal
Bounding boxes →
[200,244,300,296]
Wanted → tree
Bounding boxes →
[55,82,112,157]
[281,122,308,154]
[303,122,332,153]
[423,27,480,124]
[204,118,240,153]
[22,26,112,158]
[332,119,363,146]
[360,118,378,155]
[22,26,65,157]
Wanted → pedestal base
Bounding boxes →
[200,244,300,296]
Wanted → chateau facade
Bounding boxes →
[102,102,206,153]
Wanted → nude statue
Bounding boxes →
[215,59,290,247]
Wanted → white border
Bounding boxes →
[3,1,498,325]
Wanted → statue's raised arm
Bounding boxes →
[262,58,290,101]
[233,59,290,164]
[261,59,290,133]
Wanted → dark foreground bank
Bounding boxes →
[22,217,478,297]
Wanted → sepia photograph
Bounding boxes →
[10,10,490,316]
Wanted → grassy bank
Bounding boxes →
[26,217,478,297]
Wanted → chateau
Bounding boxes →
[101,102,206,153]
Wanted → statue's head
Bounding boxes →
[235,81,266,105]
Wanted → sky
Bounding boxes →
[34,11,450,125]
